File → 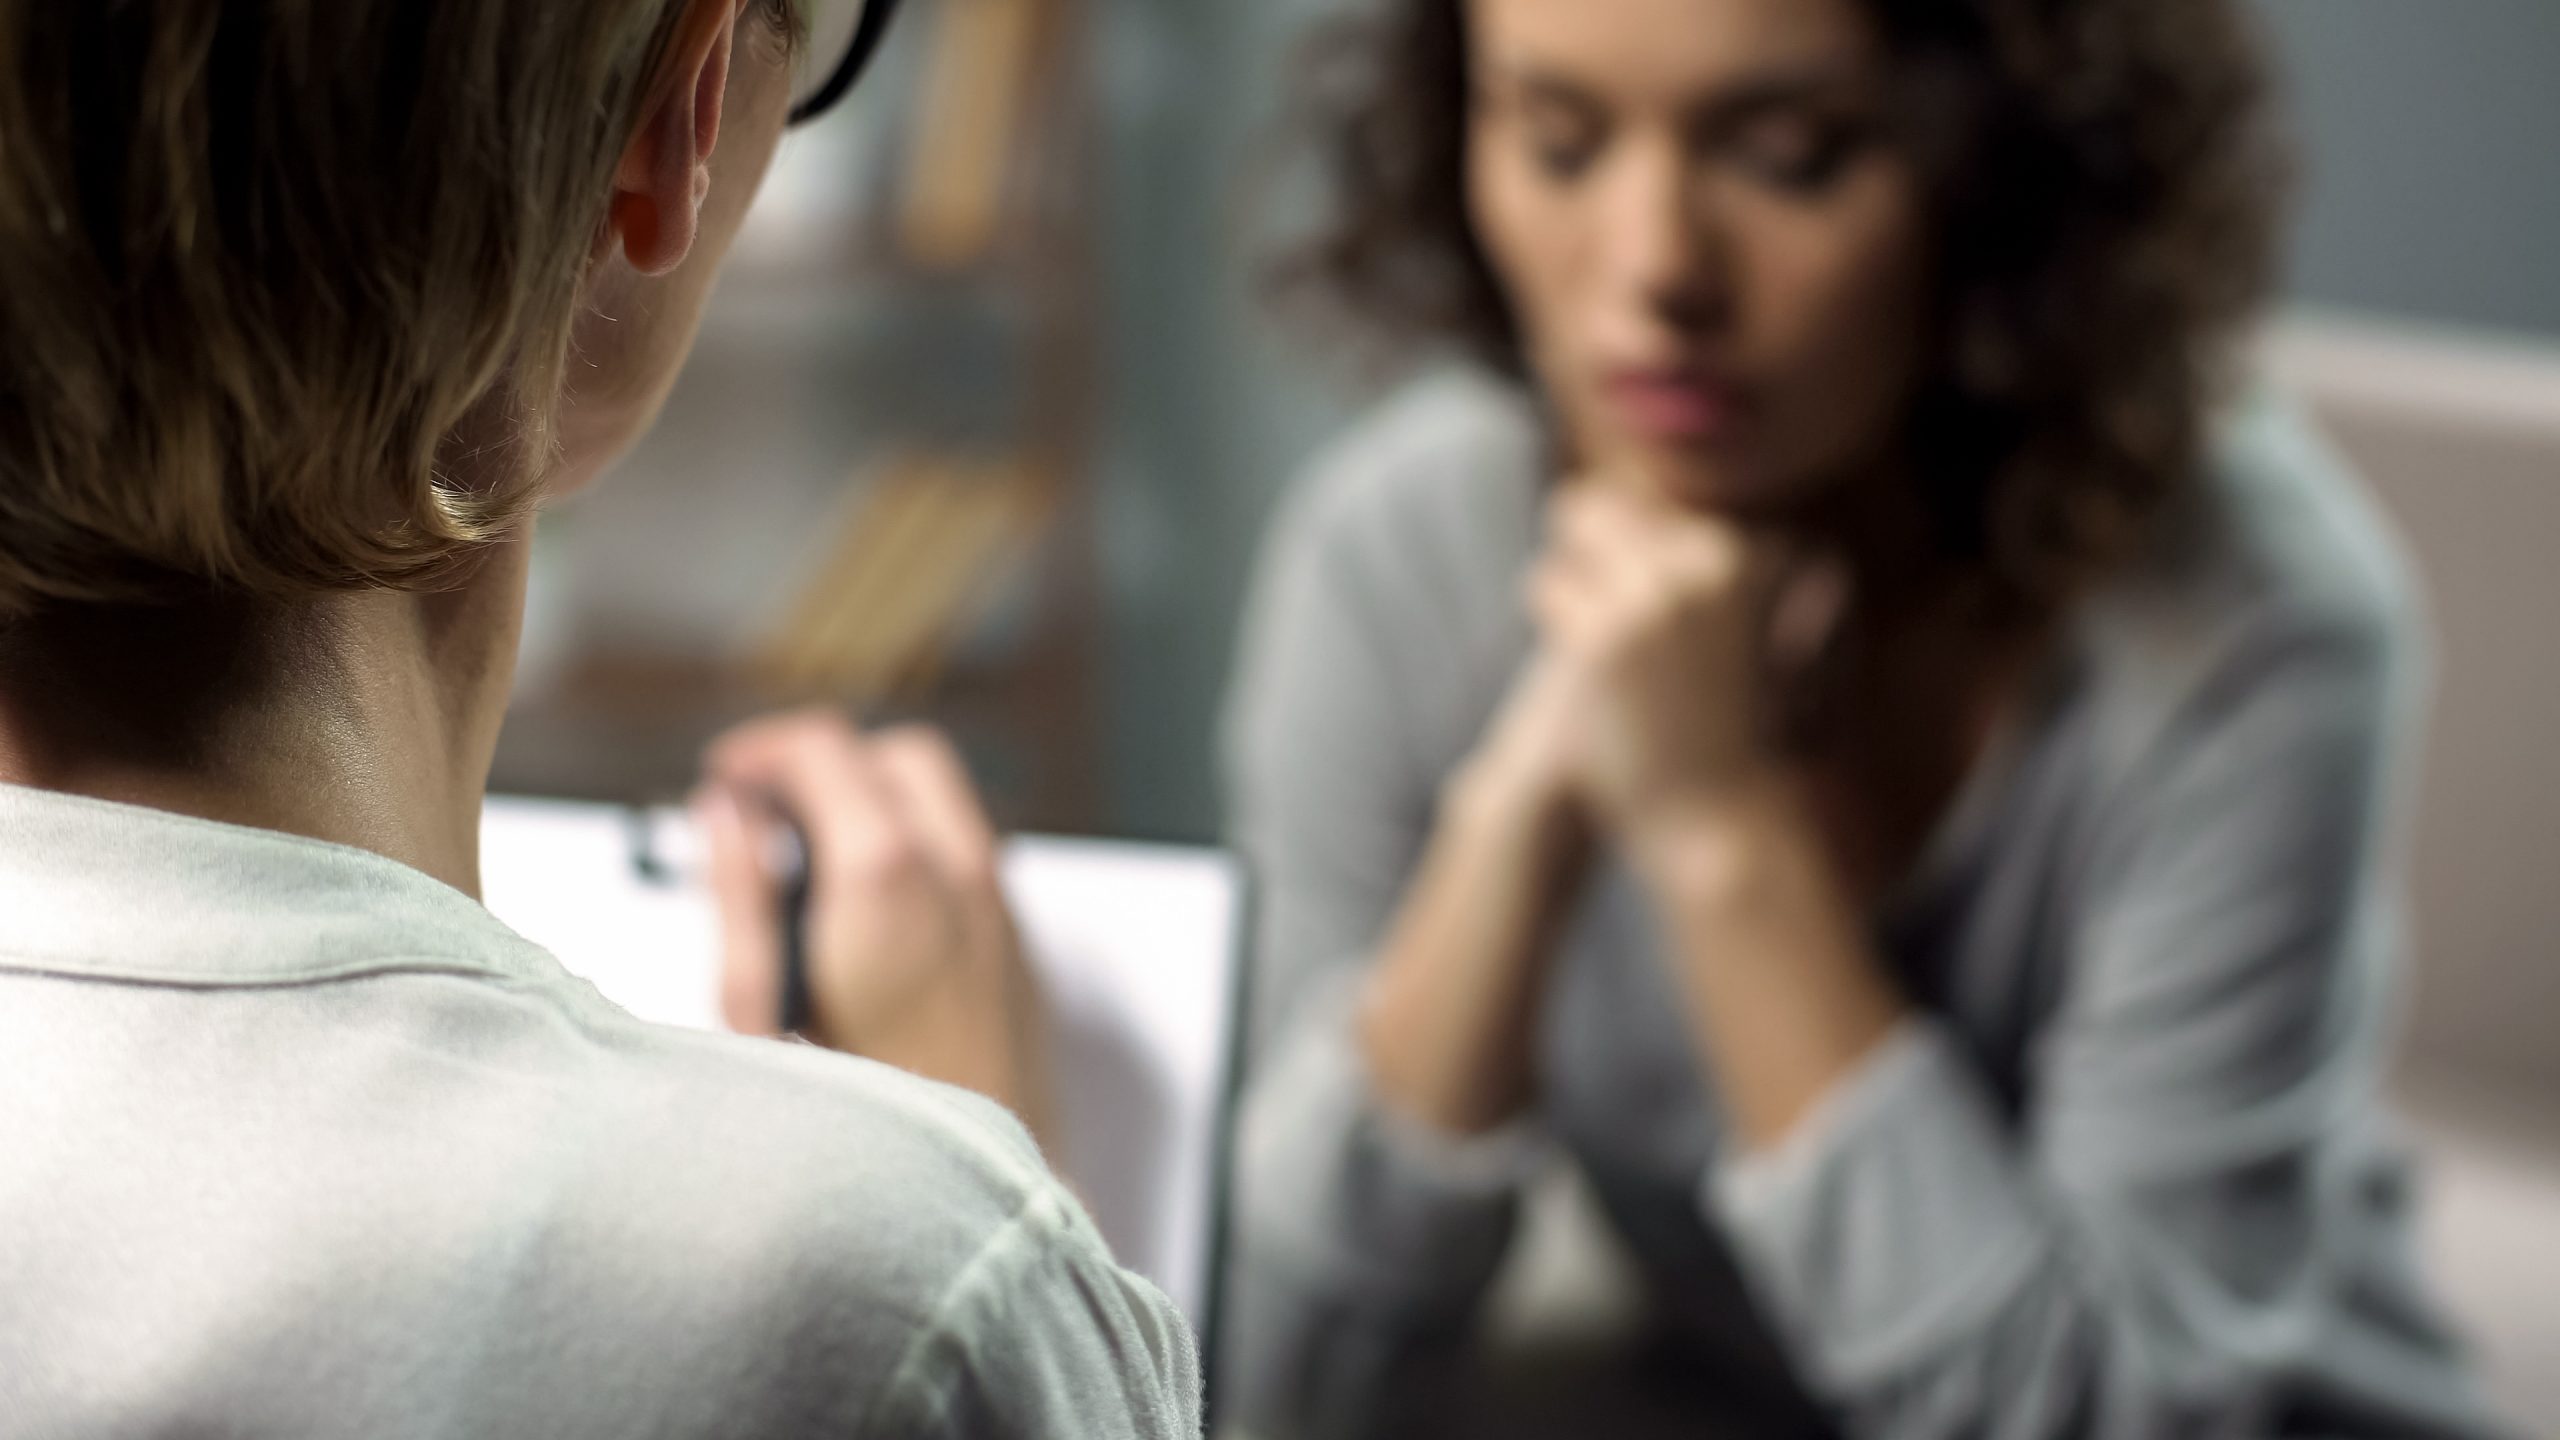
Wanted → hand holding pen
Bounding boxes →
[692,710,1054,1149]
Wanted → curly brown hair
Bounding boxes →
[1283,0,2287,612]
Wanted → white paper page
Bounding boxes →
[478,797,1246,1327]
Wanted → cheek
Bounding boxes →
[703,65,795,257]
[1742,172,1930,447]
[549,269,682,495]
[1467,138,1589,369]
[550,82,793,496]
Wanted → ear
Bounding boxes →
[603,0,740,277]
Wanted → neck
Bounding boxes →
[0,540,531,897]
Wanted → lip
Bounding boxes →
[1600,365,1753,443]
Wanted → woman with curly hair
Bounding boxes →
[1219,0,2511,1435]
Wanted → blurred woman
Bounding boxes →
[1220,0,2511,1435]
[0,3,1192,1434]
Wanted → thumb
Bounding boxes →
[694,785,785,1035]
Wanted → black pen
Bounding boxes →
[628,800,816,1035]
[769,811,816,1036]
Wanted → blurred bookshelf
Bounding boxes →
[497,0,1110,832]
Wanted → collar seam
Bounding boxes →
[0,950,543,992]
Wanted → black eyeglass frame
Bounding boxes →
[788,0,904,127]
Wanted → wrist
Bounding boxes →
[1447,751,1581,854]
[1622,772,1825,914]
[833,961,1044,1116]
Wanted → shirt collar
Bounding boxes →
[0,783,563,991]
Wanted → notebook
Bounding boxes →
[478,796,1249,1336]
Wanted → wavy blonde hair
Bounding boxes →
[0,2,706,618]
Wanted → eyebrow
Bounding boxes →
[1481,57,1876,126]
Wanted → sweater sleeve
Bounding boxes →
[867,1185,1204,1439]
[1703,616,2501,1438]
[1216,476,1539,1440]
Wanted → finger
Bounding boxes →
[871,727,1002,891]
[1567,453,1664,500]
[704,711,925,906]
[694,784,786,1036]
[1549,484,1639,564]
[1641,495,1749,571]
[702,705,861,788]
[1562,485,1732,604]
[1556,474,1673,527]
[870,729,1030,1033]
[1544,494,1654,616]
[1768,554,1854,673]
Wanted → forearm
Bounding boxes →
[1358,762,1589,1137]
[1627,778,1904,1152]
[1227,1069,1517,1440]
[1703,1024,2415,1439]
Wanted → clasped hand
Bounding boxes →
[1503,481,1841,853]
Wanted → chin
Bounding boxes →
[1628,444,1800,520]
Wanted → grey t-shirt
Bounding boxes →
[1219,370,2512,1439]
[0,786,1201,1438]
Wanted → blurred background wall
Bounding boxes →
[2259,0,2560,337]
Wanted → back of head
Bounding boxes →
[0,2,687,619]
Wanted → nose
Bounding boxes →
[1603,134,1729,336]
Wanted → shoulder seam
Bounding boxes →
[861,1184,1084,1438]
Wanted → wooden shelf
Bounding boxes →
[495,642,1101,835]
[502,0,1110,833]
